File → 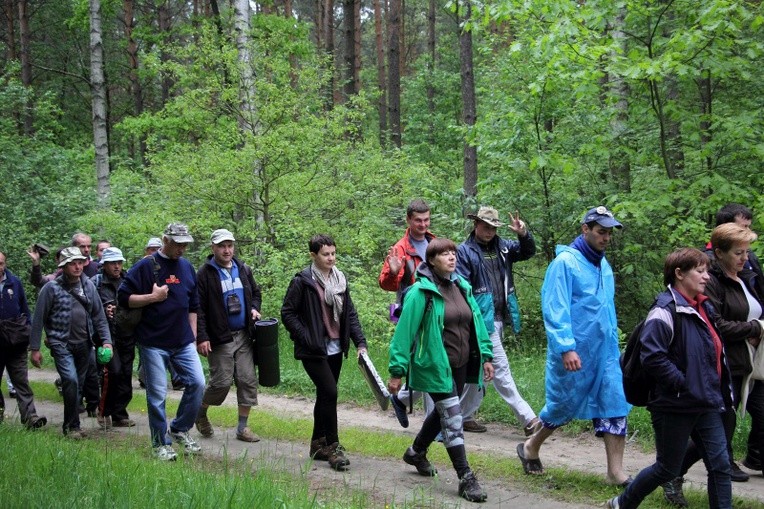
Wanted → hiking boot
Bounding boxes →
[327,442,350,471]
[730,461,749,482]
[403,446,437,476]
[9,387,17,399]
[661,477,688,508]
[64,428,87,440]
[195,415,214,437]
[97,414,112,429]
[462,420,487,433]
[458,471,487,502]
[25,415,47,430]
[236,427,261,443]
[170,430,202,455]
[153,445,178,461]
[113,418,136,428]
[606,495,620,509]
[524,417,543,437]
[310,437,330,461]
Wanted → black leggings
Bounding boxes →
[302,353,343,444]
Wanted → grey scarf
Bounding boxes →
[311,263,347,323]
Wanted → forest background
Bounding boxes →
[1,0,762,347]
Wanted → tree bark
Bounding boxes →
[458,0,477,198]
[387,0,401,147]
[426,0,435,143]
[5,0,16,61]
[158,1,172,104]
[323,0,336,107]
[374,0,387,146]
[89,0,111,208]
[607,6,631,192]
[124,0,145,165]
[697,69,713,173]
[233,0,265,230]
[18,0,32,134]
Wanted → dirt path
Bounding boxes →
[17,369,764,508]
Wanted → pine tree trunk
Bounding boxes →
[426,0,435,143]
[5,0,16,61]
[90,0,111,208]
[387,0,401,148]
[458,1,477,198]
[124,0,145,165]
[18,0,33,134]
[374,0,387,146]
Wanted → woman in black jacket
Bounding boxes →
[281,234,367,471]
[706,223,764,479]
[608,248,731,509]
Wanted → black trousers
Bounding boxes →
[101,335,136,420]
[302,353,343,444]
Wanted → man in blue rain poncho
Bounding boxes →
[516,206,632,487]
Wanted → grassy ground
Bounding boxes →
[12,376,762,509]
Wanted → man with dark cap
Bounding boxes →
[456,206,540,435]
[517,206,631,488]
[118,223,205,461]
[30,246,113,438]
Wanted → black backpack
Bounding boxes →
[620,319,650,406]
[620,312,674,406]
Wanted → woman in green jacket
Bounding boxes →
[387,238,494,503]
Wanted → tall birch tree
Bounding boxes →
[90,0,110,208]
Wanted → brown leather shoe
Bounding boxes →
[463,420,487,433]
[113,418,136,428]
[310,437,330,461]
[327,442,350,471]
[236,427,261,443]
[195,415,214,437]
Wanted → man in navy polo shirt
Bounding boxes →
[118,223,205,461]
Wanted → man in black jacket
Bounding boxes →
[195,229,262,442]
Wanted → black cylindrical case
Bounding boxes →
[253,318,280,387]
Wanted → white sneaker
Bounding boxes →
[170,430,202,455]
[153,445,178,461]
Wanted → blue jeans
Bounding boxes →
[618,409,731,509]
[139,343,205,447]
[49,341,94,433]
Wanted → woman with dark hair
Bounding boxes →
[281,234,367,471]
[387,237,494,503]
[608,248,732,509]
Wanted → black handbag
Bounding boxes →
[0,314,31,347]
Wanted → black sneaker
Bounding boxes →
[403,446,437,476]
[390,394,409,428]
[9,388,17,399]
[458,471,487,502]
[730,461,749,482]
[661,477,688,508]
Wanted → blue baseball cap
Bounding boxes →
[582,206,623,229]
